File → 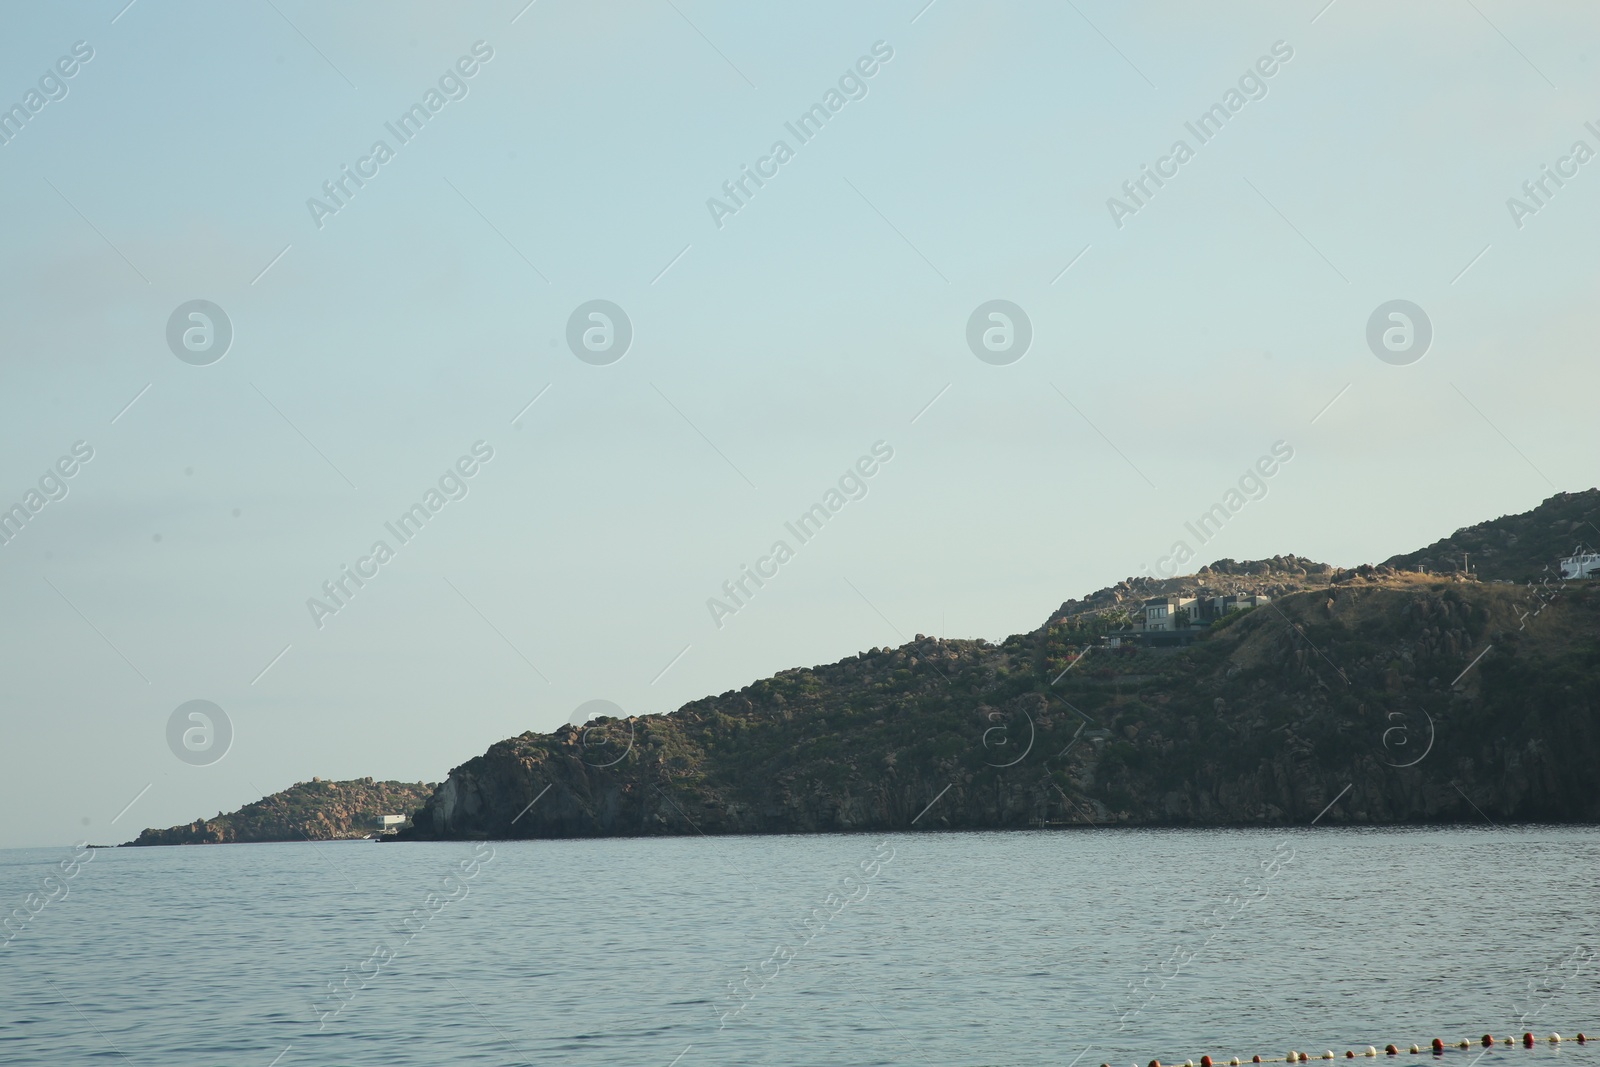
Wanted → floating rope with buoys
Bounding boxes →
[1115,1032,1589,1067]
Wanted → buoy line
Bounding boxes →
[1113,1031,1589,1067]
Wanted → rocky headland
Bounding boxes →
[398,490,1600,840]
[126,777,435,846]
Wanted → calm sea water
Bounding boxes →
[1,827,1596,1067]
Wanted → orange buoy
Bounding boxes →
[1203,1056,1213,1067]
[1385,1047,1398,1057]
[1523,1034,1535,1048]
[1150,1059,1162,1067]
[1432,1040,1444,1055]
[1482,1036,1495,1048]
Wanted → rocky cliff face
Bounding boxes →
[400,566,1600,841]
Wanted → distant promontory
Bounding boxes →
[125,777,434,846]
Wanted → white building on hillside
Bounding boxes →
[1560,552,1600,579]
[1207,593,1270,616]
[1143,596,1196,631]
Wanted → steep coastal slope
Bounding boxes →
[126,778,435,845]
[400,491,1600,840]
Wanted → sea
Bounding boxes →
[1,826,1596,1066]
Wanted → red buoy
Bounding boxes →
[1347,1053,1355,1059]
[1252,1057,1261,1063]
[1203,1056,1213,1066]
[1524,1034,1535,1048]
[1482,1037,1494,1048]
[1151,1059,1162,1067]
[1432,1040,1444,1055]
[1575,1034,1586,1044]
[1385,1047,1398,1057]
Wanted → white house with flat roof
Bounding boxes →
[1560,552,1600,579]
[1143,596,1196,631]
[1207,593,1270,617]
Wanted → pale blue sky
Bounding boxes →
[1,0,1595,847]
